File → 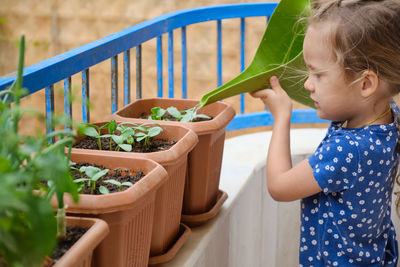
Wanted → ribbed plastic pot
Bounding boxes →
[54,216,109,267]
[53,153,168,267]
[69,122,198,263]
[112,98,235,226]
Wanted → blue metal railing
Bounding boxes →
[0,3,327,133]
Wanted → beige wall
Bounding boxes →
[0,0,317,135]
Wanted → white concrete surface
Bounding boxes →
[160,128,400,267]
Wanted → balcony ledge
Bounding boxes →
[161,128,327,267]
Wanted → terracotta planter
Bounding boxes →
[54,216,109,267]
[53,153,168,267]
[70,122,198,264]
[112,98,235,226]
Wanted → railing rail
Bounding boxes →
[0,3,327,132]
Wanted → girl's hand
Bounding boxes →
[249,76,292,121]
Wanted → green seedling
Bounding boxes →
[101,179,134,194]
[149,106,211,122]
[112,122,140,152]
[180,107,211,122]
[101,119,118,150]
[134,123,163,148]
[79,123,104,150]
[72,165,109,195]
[148,106,167,120]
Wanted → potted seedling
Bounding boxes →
[112,98,235,227]
[65,119,197,266]
[55,153,168,267]
[0,36,109,267]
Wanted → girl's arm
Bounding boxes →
[250,76,321,202]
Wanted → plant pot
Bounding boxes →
[112,98,235,226]
[53,153,168,267]
[53,216,109,267]
[70,122,198,263]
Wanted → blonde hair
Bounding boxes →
[308,0,400,95]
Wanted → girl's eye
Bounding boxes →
[314,73,321,79]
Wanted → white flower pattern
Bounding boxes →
[300,102,400,267]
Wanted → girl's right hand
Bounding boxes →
[249,76,292,122]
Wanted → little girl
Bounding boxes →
[250,0,400,266]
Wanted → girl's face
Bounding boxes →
[303,23,362,122]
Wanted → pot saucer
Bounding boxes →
[148,223,191,265]
[181,189,228,227]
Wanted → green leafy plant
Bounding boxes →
[71,164,110,195]
[148,106,211,122]
[148,106,168,120]
[79,121,163,151]
[101,180,133,194]
[135,123,163,149]
[0,36,78,266]
[198,0,313,108]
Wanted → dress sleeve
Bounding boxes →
[308,133,360,194]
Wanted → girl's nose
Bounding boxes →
[304,76,313,92]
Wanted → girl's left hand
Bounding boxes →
[249,76,292,121]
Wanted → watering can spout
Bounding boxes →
[198,0,314,109]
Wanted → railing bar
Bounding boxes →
[45,85,55,142]
[157,35,163,97]
[82,69,90,123]
[168,31,174,98]
[136,44,142,99]
[123,50,131,106]
[181,26,187,99]
[64,77,72,130]
[111,55,118,113]
[0,3,278,94]
[217,19,222,87]
[240,17,245,114]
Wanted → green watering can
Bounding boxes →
[198,0,314,109]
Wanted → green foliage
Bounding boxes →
[71,164,110,195]
[135,123,163,148]
[101,180,133,194]
[0,36,78,266]
[79,121,163,151]
[148,106,211,122]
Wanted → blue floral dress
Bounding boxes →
[300,102,400,266]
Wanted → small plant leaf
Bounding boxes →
[135,132,146,142]
[73,178,89,183]
[99,186,109,195]
[103,179,121,186]
[166,107,182,119]
[112,135,124,145]
[181,113,195,122]
[91,169,109,181]
[118,144,132,152]
[148,126,163,137]
[150,107,166,119]
[122,182,134,187]
[195,114,211,119]
[83,126,100,138]
[107,119,118,134]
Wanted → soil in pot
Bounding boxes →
[73,136,176,153]
[70,162,145,194]
[44,226,88,266]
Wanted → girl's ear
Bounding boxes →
[359,70,379,98]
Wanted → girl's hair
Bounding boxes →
[308,0,400,95]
